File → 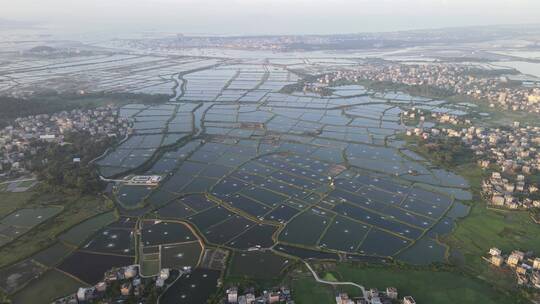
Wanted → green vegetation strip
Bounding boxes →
[59,210,117,246]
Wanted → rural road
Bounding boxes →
[0,177,35,185]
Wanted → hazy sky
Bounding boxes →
[1,0,539,36]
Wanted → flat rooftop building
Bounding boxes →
[125,175,162,186]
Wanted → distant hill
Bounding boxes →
[27,45,57,53]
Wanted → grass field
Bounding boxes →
[0,191,35,218]
[291,263,519,304]
[0,290,9,303]
[335,264,519,304]
[291,277,335,304]
[11,269,86,304]
[445,203,540,291]
[141,257,160,277]
[0,195,114,268]
[16,180,36,188]
[322,272,338,282]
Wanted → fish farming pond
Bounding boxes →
[93,69,473,264]
[97,63,475,297]
[0,60,480,303]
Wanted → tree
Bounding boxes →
[29,131,116,194]
[418,136,472,167]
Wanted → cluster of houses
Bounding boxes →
[401,107,471,128]
[486,248,540,289]
[0,105,131,175]
[335,288,415,304]
[225,286,294,304]
[470,123,539,209]
[52,265,178,304]
[407,120,540,209]
[224,286,416,304]
[482,172,539,209]
[316,63,540,113]
[108,35,336,52]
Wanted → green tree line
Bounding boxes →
[29,131,116,194]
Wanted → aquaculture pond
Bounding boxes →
[159,269,221,304]
[92,62,476,266]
